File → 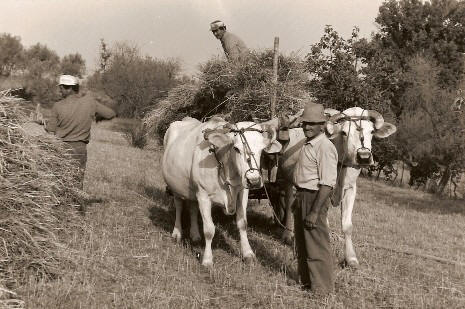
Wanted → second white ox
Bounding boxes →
[271,107,396,268]
[163,116,281,266]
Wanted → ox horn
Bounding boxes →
[366,110,384,130]
[329,113,347,123]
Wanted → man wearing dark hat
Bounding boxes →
[210,20,248,62]
[45,74,116,190]
[293,101,338,294]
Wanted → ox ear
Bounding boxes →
[260,123,283,154]
[206,132,234,160]
[264,140,282,154]
[374,122,397,139]
[325,121,340,139]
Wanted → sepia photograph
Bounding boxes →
[0,0,464,308]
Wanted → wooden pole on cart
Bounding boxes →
[271,37,279,118]
[268,37,279,183]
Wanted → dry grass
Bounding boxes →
[144,51,309,140]
[13,119,465,308]
[0,98,84,308]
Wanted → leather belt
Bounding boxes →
[295,186,317,192]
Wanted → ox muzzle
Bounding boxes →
[245,168,262,189]
[356,147,372,166]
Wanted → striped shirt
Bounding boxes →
[293,133,338,190]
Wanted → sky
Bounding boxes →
[0,0,385,75]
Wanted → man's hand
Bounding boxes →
[303,211,319,230]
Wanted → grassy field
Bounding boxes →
[17,119,465,308]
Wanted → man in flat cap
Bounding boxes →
[210,20,249,62]
[45,74,116,192]
[293,101,337,294]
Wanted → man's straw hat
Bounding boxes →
[297,100,327,123]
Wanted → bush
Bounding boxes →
[121,120,147,149]
[88,42,181,118]
[22,43,61,106]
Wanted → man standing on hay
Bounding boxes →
[210,20,249,62]
[293,101,337,295]
[43,75,116,190]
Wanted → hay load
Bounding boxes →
[144,50,310,139]
[0,94,84,301]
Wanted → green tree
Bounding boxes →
[23,43,61,105]
[396,55,465,193]
[370,0,465,116]
[89,42,181,117]
[60,53,86,78]
[306,26,400,172]
[98,38,112,73]
[0,33,23,76]
[306,25,392,114]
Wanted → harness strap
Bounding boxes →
[209,146,231,187]
[204,123,264,189]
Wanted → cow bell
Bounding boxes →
[245,168,263,189]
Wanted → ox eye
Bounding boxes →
[341,131,347,136]
[233,146,241,153]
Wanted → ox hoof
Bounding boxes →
[190,236,202,246]
[282,231,294,246]
[171,229,182,243]
[201,259,213,267]
[243,253,256,264]
[346,258,359,269]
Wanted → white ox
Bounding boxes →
[271,107,396,268]
[162,117,281,266]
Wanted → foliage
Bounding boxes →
[0,33,23,77]
[88,41,181,118]
[0,34,86,107]
[396,55,465,193]
[370,0,465,116]
[60,53,86,78]
[371,138,401,180]
[98,38,112,73]
[144,51,309,139]
[22,43,61,105]
[306,25,399,170]
[121,120,148,149]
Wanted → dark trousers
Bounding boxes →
[64,141,87,189]
[293,189,334,294]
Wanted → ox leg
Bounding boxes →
[189,201,201,244]
[281,185,295,246]
[341,185,359,268]
[171,197,183,242]
[197,195,215,266]
[236,189,255,263]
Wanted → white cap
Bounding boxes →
[58,75,79,86]
[210,20,225,31]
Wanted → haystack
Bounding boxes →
[144,50,310,139]
[0,94,84,302]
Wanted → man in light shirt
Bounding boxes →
[46,75,116,189]
[293,101,338,294]
[210,20,249,62]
